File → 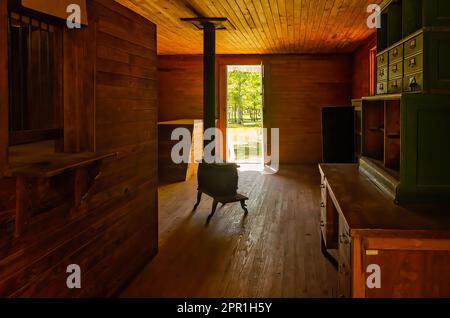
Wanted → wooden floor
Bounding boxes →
[122,165,337,297]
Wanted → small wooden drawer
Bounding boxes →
[320,201,327,238]
[321,181,326,202]
[376,52,388,67]
[377,67,388,81]
[377,81,388,95]
[389,44,403,62]
[388,61,403,79]
[403,53,423,75]
[403,72,423,92]
[388,78,403,94]
[404,34,423,57]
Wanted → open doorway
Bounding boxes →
[226,65,263,170]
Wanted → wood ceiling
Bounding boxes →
[115,0,380,55]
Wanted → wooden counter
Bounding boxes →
[320,164,450,237]
[319,163,450,298]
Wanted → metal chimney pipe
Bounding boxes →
[203,22,216,158]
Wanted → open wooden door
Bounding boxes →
[218,64,227,162]
[262,58,271,166]
[218,58,264,164]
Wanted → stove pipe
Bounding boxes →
[203,22,216,160]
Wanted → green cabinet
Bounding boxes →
[376,0,450,95]
[362,1,450,203]
[360,94,450,203]
[399,94,450,203]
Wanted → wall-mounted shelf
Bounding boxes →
[7,142,117,237]
[8,150,116,178]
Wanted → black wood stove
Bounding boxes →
[194,162,248,221]
[181,16,249,221]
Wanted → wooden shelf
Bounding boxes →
[369,127,384,133]
[7,142,118,237]
[387,133,400,139]
[362,93,401,101]
[362,97,401,175]
[8,142,117,178]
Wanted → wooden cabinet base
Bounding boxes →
[319,164,450,298]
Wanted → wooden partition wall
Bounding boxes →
[352,35,376,99]
[0,0,158,297]
[0,0,8,176]
[158,54,352,164]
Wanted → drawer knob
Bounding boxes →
[392,81,398,88]
[340,234,350,244]
[392,65,397,72]
[393,48,398,56]
[379,83,384,90]
[410,39,416,49]
[380,69,385,76]
[409,58,416,67]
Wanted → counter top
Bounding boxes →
[319,164,450,238]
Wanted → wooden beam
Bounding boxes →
[0,0,8,175]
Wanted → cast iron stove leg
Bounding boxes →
[193,190,203,210]
[207,199,219,221]
[240,200,249,214]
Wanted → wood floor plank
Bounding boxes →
[121,165,336,297]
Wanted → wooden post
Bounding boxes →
[0,0,9,175]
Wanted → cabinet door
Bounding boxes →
[363,248,450,297]
[424,0,450,28]
[423,31,450,92]
[399,94,450,202]
[337,216,351,298]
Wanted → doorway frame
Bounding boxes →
[218,57,264,162]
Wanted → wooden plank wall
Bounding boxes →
[158,56,204,121]
[0,0,8,175]
[352,35,376,99]
[63,23,96,152]
[0,0,158,297]
[265,55,353,164]
[158,55,259,122]
[158,54,352,164]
